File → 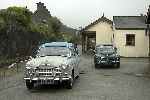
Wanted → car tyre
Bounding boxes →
[116,62,120,68]
[94,63,97,68]
[95,63,100,68]
[66,70,74,89]
[26,80,34,90]
[75,75,79,79]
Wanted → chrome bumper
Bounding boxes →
[97,60,120,64]
[24,67,71,83]
[24,77,70,81]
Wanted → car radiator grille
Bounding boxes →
[101,57,115,61]
[36,68,62,77]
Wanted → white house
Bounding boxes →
[113,16,149,57]
[82,15,149,57]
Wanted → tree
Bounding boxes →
[0,7,43,58]
[35,16,63,42]
[0,6,73,58]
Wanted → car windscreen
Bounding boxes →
[96,46,115,54]
[37,46,70,57]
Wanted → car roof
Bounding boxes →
[39,42,73,48]
[96,44,114,49]
[96,44,113,47]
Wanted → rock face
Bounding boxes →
[32,2,51,23]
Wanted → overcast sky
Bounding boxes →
[0,0,149,29]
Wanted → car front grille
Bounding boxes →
[101,57,116,61]
[37,68,53,72]
[36,67,62,77]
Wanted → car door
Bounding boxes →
[73,49,79,77]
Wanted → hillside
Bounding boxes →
[60,24,78,34]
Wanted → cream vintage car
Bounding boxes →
[24,42,80,89]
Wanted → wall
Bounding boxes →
[85,22,113,45]
[114,29,149,57]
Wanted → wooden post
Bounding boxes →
[146,24,150,57]
[82,32,84,53]
[146,5,150,57]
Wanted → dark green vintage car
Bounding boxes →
[94,44,120,68]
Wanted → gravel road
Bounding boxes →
[0,55,150,100]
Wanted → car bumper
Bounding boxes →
[97,60,120,65]
[24,76,71,84]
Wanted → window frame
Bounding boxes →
[126,34,135,46]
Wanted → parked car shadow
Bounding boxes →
[28,84,70,93]
[27,77,79,93]
[95,65,119,69]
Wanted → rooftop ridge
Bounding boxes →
[113,16,145,17]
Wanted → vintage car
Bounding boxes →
[24,42,80,89]
[94,44,120,68]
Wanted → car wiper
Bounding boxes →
[46,55,62,56]
[39,55,46,57]
[61,55,67,57]
[39,55,52,57]
[45,55,53,56]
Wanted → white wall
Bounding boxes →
[85,22,113,45]
[114,30,149,57]
[84,21,149,57]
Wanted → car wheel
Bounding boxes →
[75,75,79,79]
[116,62,120,68]
[66,70,74,89]
[95,63,100,68]
[94,63,97,67]
[26,80,34,90]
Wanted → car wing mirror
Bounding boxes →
[114,47,117,53]
[28,56,33,60]
[93,50,96,53]
[78,53,81,56]
[67,53,71,58]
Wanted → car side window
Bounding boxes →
[71,49,76,56]
[75,48,79,55]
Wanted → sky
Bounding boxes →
[0,0,149,29]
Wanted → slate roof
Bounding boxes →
[83,16,113,31]
[113,16,147,29]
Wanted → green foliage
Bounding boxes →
[60,32,81,44]
[34,16,63,42]
[0,7,43,58]
[0,57,16,67]
[0,6,78,59]
[0,7,32,28]
[48,17,62,33]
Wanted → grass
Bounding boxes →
[0,62,24,78]
[0,56,24,78]
[0,57,16,68]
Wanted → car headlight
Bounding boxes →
[116,56,120,60]
[95,54,102,58]
[111,54,116,57]
[25,66,35,76]
[61,64,69,70]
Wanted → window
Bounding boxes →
[126,34,135,46]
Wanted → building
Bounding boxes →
[113,16,149,57]
[82,15,149,57]
[81,15,113,52]
[32,2,51,23]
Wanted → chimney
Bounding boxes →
[36,2,44,10]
